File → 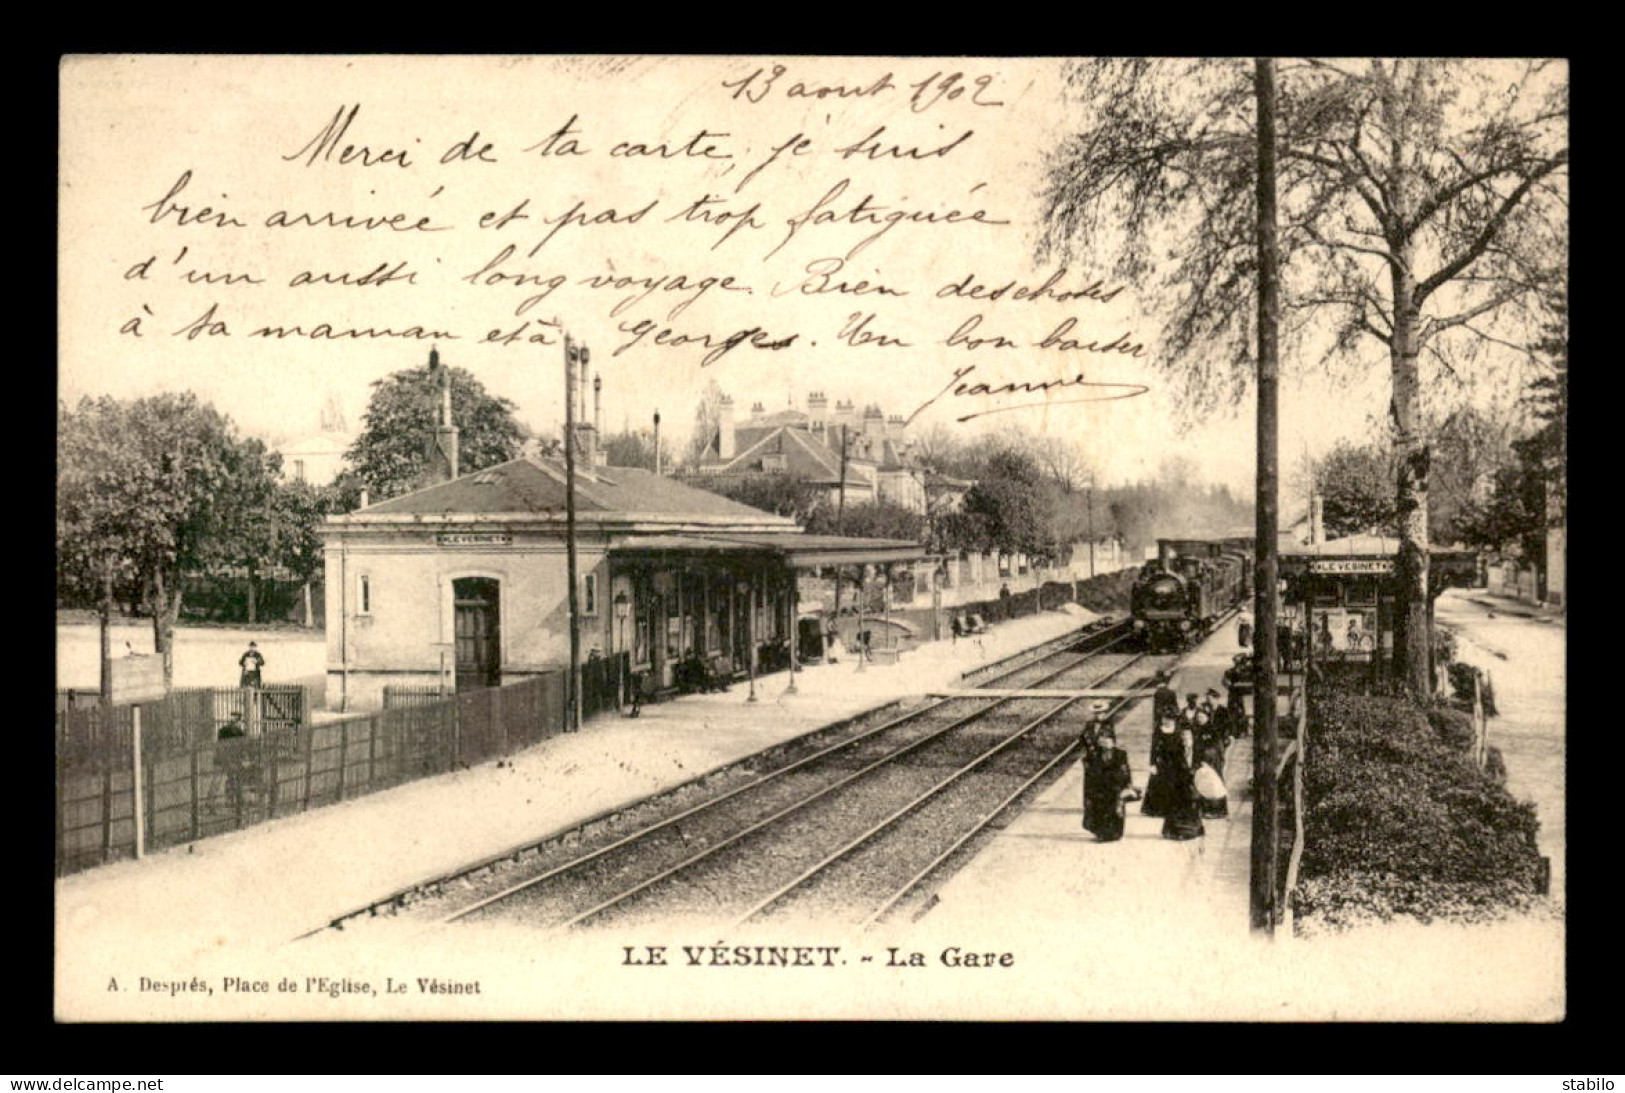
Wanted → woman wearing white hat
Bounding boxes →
[1082,713,1135,842]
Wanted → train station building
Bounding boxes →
[320,443,923,713]
[1278,533,1479,682]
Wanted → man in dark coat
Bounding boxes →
[1082,725,1135,842]
[238,641,265,688]
[1152,672,1179,727]
[1178,692,1202,732]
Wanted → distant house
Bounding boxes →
[274,395,353,486]
[687,392,972,517]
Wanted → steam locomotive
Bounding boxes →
[1130,537,1254,650]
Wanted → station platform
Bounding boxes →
[926,615,1256,945]
[55,605,1103,964]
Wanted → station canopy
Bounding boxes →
[1280,534,1477,589]
[611,532,923,568]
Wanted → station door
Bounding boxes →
[453,578,502,691]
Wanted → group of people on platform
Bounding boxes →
[1080,670,1246,844]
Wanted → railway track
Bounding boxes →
[307,616,1203,937]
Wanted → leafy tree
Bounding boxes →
[1428,404,1519,543]
[348,355,525,499]
[805,501,924,543]
[1522,290,1567,514]
[58,394,274,688]
[683,473,825,523]
[1315,441,1396,538]
[210,437,284,623]
[1453,458,1544,564]
[684,379,726,470]
[1039,58,1567,693]
[957,448,1053,558]
[601,429,657,471]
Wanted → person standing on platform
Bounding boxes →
[1178,692,1201,734]
[1237,609,1253,648]
[1082,724,1135,842]
[1200,688,1228,740]
[1142,717,1179,818]
[1153,671,1179,728]
[1224,655,1252,737]
[1193,706,1229,819]
[237,641,265,688]
[1161,726,1206,841]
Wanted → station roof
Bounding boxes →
[346,457,798,526]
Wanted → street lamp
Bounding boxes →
[739,580,757,703]
[614,589,630,711]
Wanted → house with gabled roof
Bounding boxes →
[687,391,972,517]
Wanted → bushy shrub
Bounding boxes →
[1294,872,1547,932]
[1446,662,1500,716]
[1432,626,1458,669]
[1074,566,1140,614]
[1295,690,1543,929]
[1426,705,1477,753]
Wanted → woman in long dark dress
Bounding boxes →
[1142,718,1180,817]
[1161,727,1206,841]
[1193,708,1229,819]
[1083,727,1135,842]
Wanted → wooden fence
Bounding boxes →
[56,675,566,877]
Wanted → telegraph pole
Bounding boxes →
[563,331,586,733]
[1250,56,1282,934]
[833,424,850,620]
[1086,475,1096,578]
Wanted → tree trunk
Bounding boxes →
[100,564,114,713]
[1390,260,1432,696]
[246,567,258,625]
[150,567,179,691]
[302,580,313,628]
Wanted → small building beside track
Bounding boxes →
[1277,534,1478,685]
[320,454,922,712]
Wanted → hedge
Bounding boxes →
[1295,689,1543,931]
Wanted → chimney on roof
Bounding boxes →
[718,394,736,460]
[592,373,603,469]
[750,401,766,423]
[863,403,885,443]
[887,413,906,444]
[426,346,459,486]
[808,391,828,430]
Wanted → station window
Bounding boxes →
[292,459,306,482]
[582,573,598,616]
[358,573,371,615]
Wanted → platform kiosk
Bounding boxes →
[1278,535,1478,689]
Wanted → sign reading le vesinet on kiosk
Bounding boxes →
[437,533,513,547]
[1309,558,1395,575]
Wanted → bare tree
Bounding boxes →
[1039,58,1567,693]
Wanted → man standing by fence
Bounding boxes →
[238,641,265,688]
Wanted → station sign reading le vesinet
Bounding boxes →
[437,533,513,547]
[1309,559,1395,575]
